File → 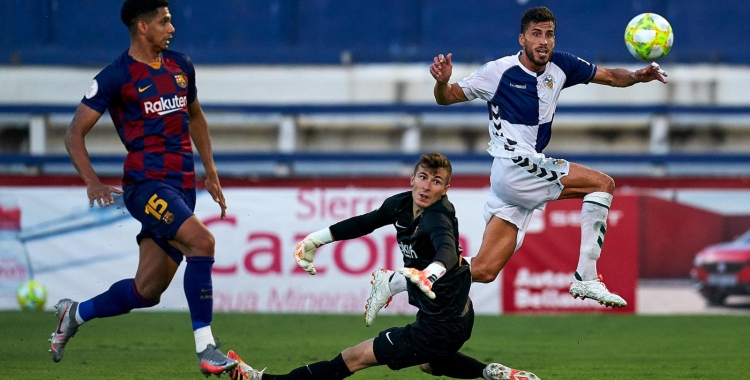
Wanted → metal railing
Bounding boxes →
[3,152,750,178]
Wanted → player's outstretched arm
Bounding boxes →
[591,62,668,87]
[65,103,123,207]
[398,262,446,300]
[188,99,227,219]
[294,228,334,275]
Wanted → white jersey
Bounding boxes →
[457,51,597,158]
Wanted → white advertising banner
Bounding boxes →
[0,186,501,315]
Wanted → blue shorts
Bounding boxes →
[123,180,197,264]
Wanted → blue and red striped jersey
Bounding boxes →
[82,49,198,189]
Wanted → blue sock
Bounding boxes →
[184,256,214,331]
[78,279,157,321]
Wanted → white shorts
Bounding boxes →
[483,153,570,250]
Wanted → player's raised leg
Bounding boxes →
[470,155,546,284]
[559,163,626,307]
[169,215,237,375]
[49,238,171,362]
[467,215,520,283]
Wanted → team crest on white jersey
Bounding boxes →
[543,74,554,89]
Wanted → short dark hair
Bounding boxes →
[414,152,452,184]
[520,6,556,34]
[121,0,169,28]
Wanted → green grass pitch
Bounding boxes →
[4,311,749,379]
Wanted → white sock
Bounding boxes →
[194,326,216,353]
[389,271,407,294]
[576,192,612,281]
[74,306,85,325]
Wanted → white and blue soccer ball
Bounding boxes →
[16,280,48,311]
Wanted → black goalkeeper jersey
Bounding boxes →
[329,191,471,320]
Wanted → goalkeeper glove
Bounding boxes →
[293,228,333,275]
[398,262,446,300]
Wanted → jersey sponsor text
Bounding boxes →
[398,242,417,259]
[143,94,187,115]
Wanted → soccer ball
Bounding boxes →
[624,13,673,61]
[16,280,48,311]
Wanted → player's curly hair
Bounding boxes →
[414,152,452,185]
[121,0,169,28]
[520,6,556,34]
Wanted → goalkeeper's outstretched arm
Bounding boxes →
[294,208,391,275]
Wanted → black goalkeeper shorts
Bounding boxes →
[372,304,474,371]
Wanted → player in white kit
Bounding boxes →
[364,6,668,326]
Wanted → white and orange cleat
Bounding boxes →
[569,273,627,308]
[483,363,541,380]
[227,350,265,380]
[364,269,394,327]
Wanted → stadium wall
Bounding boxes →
[1,0,748,65]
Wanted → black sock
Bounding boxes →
[429,352,486,379]
[262,354,353,380]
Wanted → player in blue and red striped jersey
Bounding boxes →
[49,0,237,376]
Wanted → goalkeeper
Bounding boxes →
[227,152,539,380]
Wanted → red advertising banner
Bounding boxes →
[501,195,639,314]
